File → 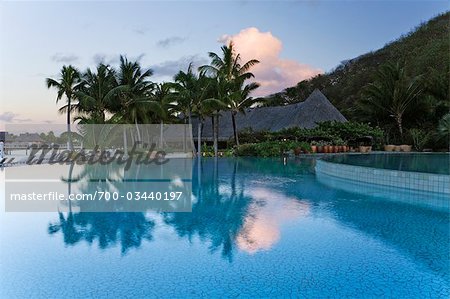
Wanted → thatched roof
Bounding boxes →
[193,89,347,141]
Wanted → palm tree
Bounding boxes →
[173,66,224,156]
[229,82,260,146]
[153,82,176,148]
[46,65,80,150]
[200,42,259,155]
[113,56,155,146]
[361,62,423,140]
[191,73,223,157]
[173,64,198,152]
[73,64,118,124]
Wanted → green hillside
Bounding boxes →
[261,12,449,119]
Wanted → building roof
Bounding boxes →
[193,89,347,140]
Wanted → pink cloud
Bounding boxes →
[219,27,322,96]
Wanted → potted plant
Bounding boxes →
[400,145,412,152]
[324,141,332,153]
[317,141,325,153]
[334,138,345,153]
[384,144,395,151]
[310,141,318,153]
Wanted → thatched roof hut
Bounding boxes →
[193,89,347,141]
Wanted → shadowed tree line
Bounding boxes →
[47,43,260,157]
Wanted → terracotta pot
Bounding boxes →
[317,146,324,153]
[394,145,402,152]
[384,145,395,152]
[294,147,302,156]
[400,145,412,152]
[333,146,339,153]
[324,145,331,153]
[311,145,317,153]
[359,146,372,153]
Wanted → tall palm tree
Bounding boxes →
[153,82,176,148]
[173,66,224,156]
[46,65,80,150]
[361,62,423,140]
[229,82,260,146]
[113,56,155,145]
[200,42,259,155]
[73,64,118,124]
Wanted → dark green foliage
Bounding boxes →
[237,121,384,148]
[235,141,311,157]
[257,12,449,147]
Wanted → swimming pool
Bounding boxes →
[1,158,449,298]
[323,153,450,175]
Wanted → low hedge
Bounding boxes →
[236,121,384,148]
[235,141,311,157]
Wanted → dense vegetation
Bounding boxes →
[233,121,383,156]
[47,13,449,156]
[259,12,449,147]
[46,43,260,156]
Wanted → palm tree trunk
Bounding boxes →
[231,111,239,146]
[67,96,73,151]
[213,111,219,157]
[134,118,141,147]
[183,117,187,152]
[188,110,195,154]
[123,127,128,157]
[212,115,216,157]
[197,118,203,157]
[160,120,164,149]
[395,114,403,140]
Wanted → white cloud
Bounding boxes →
[219,27,322,96]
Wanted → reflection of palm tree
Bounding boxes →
[48,212,155,254]
[164,159,251,261]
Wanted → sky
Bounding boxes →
[0,0,448,129]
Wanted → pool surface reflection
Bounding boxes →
[1,158,449,298]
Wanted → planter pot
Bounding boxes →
[317,146,324,153]
[294,147,302,156]
[394,145,402,152]
[400,145,412,152]
[359,146,372,153]
[384,145,395,152]
[324,145,331,153]
[310,145,317,153]
[332,146,338,153]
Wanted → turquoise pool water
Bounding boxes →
[1,158,449,298]
[323,153,450,174]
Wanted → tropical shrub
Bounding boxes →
[408,128,430,151]
[237,121,384,148]
[235,141,311,157]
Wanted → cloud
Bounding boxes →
[156,36,186,48]
[219,27,322,96]
[92,53,145,65]
[51,53,79,64]
[0,112,32,123]
[133,26,149,35]
[152,55,208,78]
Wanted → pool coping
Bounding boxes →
[315,158,450,195]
